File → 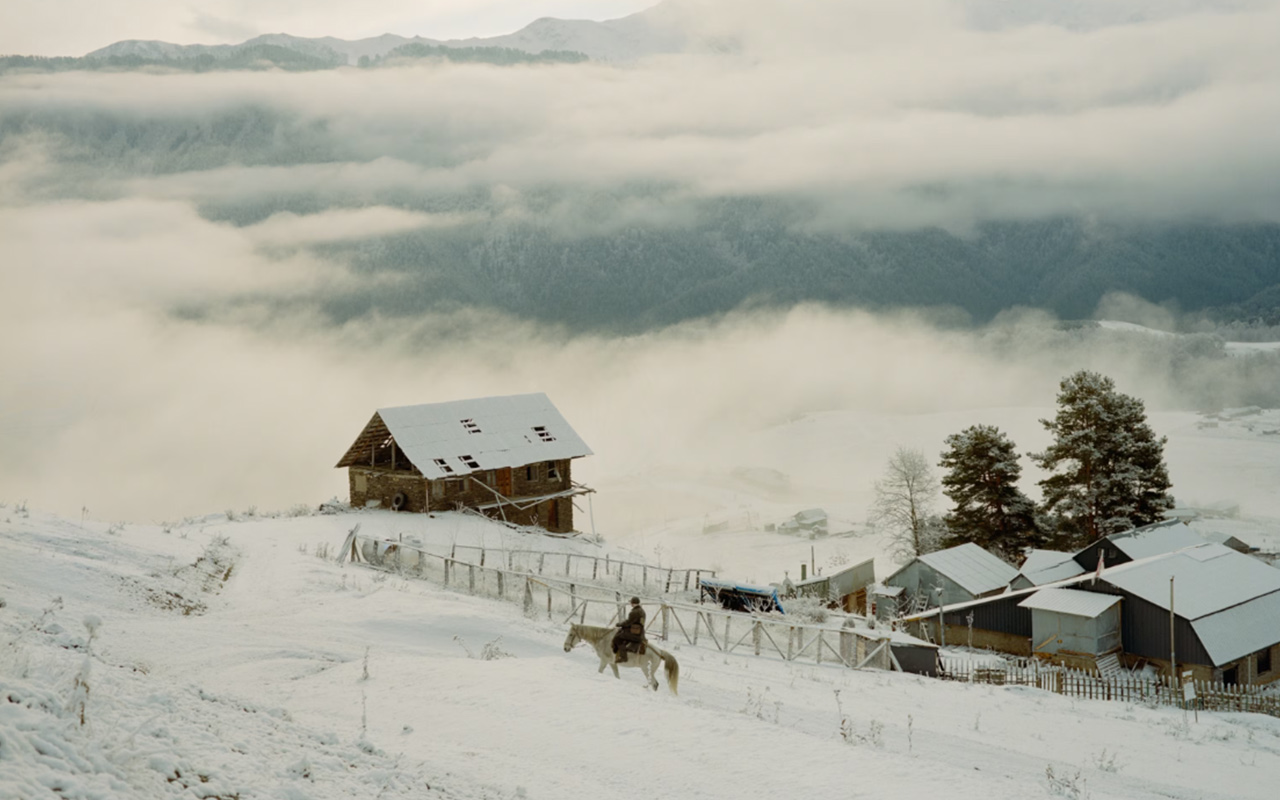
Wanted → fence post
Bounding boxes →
[816,631,824,665]
[480,548,486,567]
[497,570,505,598]
[570,583,577,614]
[787,626,795,661]
[665,569,673,593]
[642,566,648,586]
[754,622,761,656]
[662,605,669,642]
[693,612,701,646]
[523,578,533,613]
[547,584,552,619]
[565,554,571,576]
[538,553,545,574]
[444,559,451,586]
[593,558,599,580]
[468,565,475,593]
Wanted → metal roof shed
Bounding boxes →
[1019,588,1122,658]
[884,543,1018,608]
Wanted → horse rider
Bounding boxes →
[613,597,646,662]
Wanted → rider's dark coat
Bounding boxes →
[614,604,646,649]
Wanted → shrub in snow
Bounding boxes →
[781,595,829,624]
[1045,765,1088,799]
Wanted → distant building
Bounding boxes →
[334,393,592,533]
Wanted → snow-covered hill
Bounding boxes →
[3,506,1280,799]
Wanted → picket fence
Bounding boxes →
[940,656,1280,717]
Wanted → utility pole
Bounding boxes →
[1170,576,1177,697]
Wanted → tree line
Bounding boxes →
[872,370,1174,563]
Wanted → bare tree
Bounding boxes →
[871,447,942,563]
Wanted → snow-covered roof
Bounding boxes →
[363,393,592,480]
[1021,550,1074,573]
[917,543,1019,596]
[1099,543,1280,620]
[1192,590,1280,666]
[1017,549,1087,586]
[1019,588,1121,618]
[1104,520,1210,560]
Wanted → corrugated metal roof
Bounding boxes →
[377,393,592,479]
[1107,520,1210,560]
[1100,543,1280,620]
[1191,589,1280,665]
[917,543,1019,596]
[1019,587,1121,618]
[1020,549,1075,573]
[1020,559,1087,586]
[1018,549,1086,586]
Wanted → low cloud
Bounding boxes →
[2,0,1278,522]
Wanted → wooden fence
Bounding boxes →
[347,532,898,671]
[940,656,1280,718]
[394,538,715,595]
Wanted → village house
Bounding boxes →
[904,541,1280,685]
[334,393,593,533]
[881,542,1019,614]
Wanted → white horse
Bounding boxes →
[563,623,679,694]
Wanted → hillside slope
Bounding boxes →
[3,507,1279,799]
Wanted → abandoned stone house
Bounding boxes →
[334,393,593,533]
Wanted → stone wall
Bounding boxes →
[348,468,427,512]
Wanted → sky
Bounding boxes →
[1,0,1279,523]
[1,0,657,56]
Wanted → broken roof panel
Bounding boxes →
[918,543,1018,596]
[372,393,592,479]
[1017,549,1087,586]
[1019,587,1122,618]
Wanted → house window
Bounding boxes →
[461,418,482,434]
[525,464,536,481]
[533,425,556,443]
[546,460,559,480]
[1259,647,1274,675]
[458,454,481,470]
[433,458,455,474]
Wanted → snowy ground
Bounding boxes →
[4,503,1280,800]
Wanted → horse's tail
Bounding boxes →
[659,648,679,695]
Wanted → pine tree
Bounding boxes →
[1031,371,1174,545]
[938,425,1041,562]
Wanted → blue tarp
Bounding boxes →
[700,578,785,614]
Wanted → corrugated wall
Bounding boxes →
[941,594,1032,637]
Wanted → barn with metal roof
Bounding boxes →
[335,393,593,532]
[883,543,1018,609]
